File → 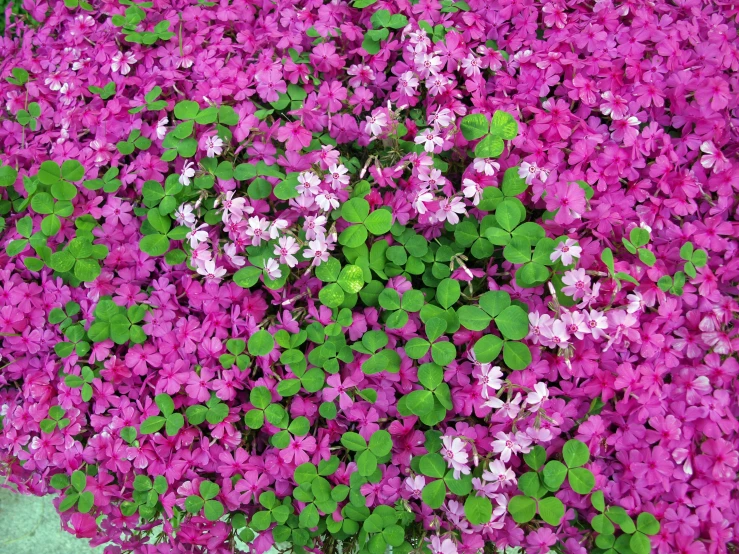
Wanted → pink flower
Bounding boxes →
[440,436,470,479]
[277,121,312,151]
[435,197,467,224]
[561,268,591,300]
[111,51,137,75]
[279,435,317,465]
[551,238,581,265]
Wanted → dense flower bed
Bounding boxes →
[0,0,738,553]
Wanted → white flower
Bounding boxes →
[155,117,168,141]
[518,161,543,184]
[365,112,388,137]
[111,51,137,75]
[298,171,321,196]
[274,236,299,268]
[174,203,196,227]
[186,223,209,248]
[462,179,483,206]
[303,215,327,240]
[550,238,582,266]
[482,460,516,490]
[224,243,245,267]
[245,216,270,246]
[412,187,434,215]
[303,233,331,266]
[269,218,289,240]
[179,160,196,186]
[404,475,425,499]
[325,164,350,190]
[473,158,500,176]
[196,259,226,282]
[435,197,467,224]
[627,291,645,313]
[526,382,549,409]
[440,436,470,479]
[263,258,282,280]
[477,365,503,399]
[316,191,340,211]
[204,135,224,158]
[414,128,443,153]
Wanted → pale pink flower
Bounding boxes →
[303,215,327,240]
[440,436,470,479]
[245,216,270,246]
[435,197,467,224]
[304,233,331,266]
[365,111,388,136]
[584,309,608,339]
[700,141,730,174]
[174,203,196,227]
[412,187,434,215]
[224,243,245,267]
[204,135,224,157]
[325,164,350,189]
[561,268,591,300]
[111,51,137,75]
[462,179,483,206]
[316,191,340,211]
[561,310,589,340]
[297,171,321,196]
[186,223,209,248]
[274,236,299,268]
[527,312,553,345]
[415,128,443,153]
[482,459,516,490]
[196,260,226,282]
[473,158,500,176]
[550,238,581,265]
[263,258,282,280]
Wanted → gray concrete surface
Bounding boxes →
[0,488,105,554]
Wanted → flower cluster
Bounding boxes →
[0,0,738,554]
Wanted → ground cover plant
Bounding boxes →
[0,0,738,553]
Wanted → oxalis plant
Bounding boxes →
[4,97,660,554]
[2,1,736,554]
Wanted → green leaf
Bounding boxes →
[636,512,660,535]
[31,192,54,214]
[503,341,531,370]
[139,234,170,256]
[691,248,707,267]
[337,265,365,294]
[496,198,522,232]
[601,247,615,274]
[638,248,656,267]
[341,432,368,451]
[507,495,536,523]
[538,496,565,526]
[494,305,528,340]
[524,445,547,470]
[339,224,368,248]
[357,449,378,476]
[365,209,392,235]
[473,335,503,363]
[204,500,224,521]
[606,506,635,534]
[140,416,166,434]
[592,513,615,534]
[73,258,101,282]
[38,161,61,185]
[405,390,434,416]
[464,495,492,525]
[248,330,274,357]
[679,242,693,260]
[421,479,446,509]
[542,460,567,490]
[174,100,200,120]
[474,134,504,158]
[460,113,489,140]
[568,468,595,494]
[61,160,85,182]
[563,439,590,467]
[247,388,272,413]
[368,430,393,457]
[489,110,518,140]
[436,278,460,309]
[503,236,531,264]
[0,165,18,187]
[457,306,491,331]
[591,490,606,512]
[233,266,262,288]
[629,532,651,554]
[501,167,528,196]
